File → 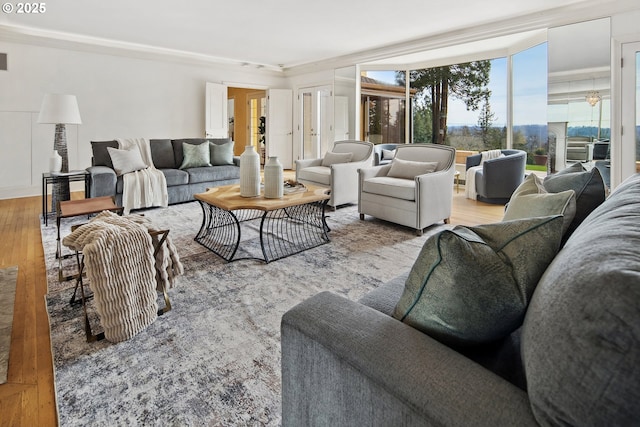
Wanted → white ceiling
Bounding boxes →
[0,0,636,72]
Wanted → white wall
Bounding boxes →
[0,41,286,199]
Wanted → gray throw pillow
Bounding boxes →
[322,151,353,166]
[392,216,564,347]
[387,158,438,179]
[209,141,235,166]
[504,173,576,235]
[180,142,211,169]
[543,163,605,236]
[106,147,148,176]
[91,140,119,168]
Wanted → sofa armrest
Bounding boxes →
[233,156,241,167]
[281,292,537,427]
[329,160,369,206]
[86,166,117,198]
[416,168,454,205]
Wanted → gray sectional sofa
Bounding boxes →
[87,138,240,206]
[282,170,640,425]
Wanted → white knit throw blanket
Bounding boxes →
[63,212,159,342]
[125,214,184,290]
[465,149,503,200]
[117,138,168,214]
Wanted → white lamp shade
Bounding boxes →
[37,94,82,124]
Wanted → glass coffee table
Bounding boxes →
[194,184,331,263]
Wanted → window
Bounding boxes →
[359,42,549,173]
[513,43,548,164]
[360,70,407,144]
[409,59,506,150]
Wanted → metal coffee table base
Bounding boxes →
[195,200,330,263]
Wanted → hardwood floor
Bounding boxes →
[0,183,502,426]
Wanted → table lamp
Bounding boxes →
[38,94,82,209]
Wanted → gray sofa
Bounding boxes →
[87,138,240,206]
[281,172,640,426]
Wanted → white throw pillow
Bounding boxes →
[382,148,396,160]
[387,158,438,179]
[107,147,148,176]
[322,151,353,166]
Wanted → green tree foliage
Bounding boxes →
[397,61,491,144]
[477,95,496,146]
[412,103,432,143]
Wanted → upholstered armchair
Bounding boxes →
[465,149,526,204]
[373,143,399,166]
[295,140,374,208]
[358,144,456,235]
[566,137,594,162]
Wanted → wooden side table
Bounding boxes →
[56,196,123,282]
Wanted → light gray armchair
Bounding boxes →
[358,144,456,235]
[296,140,374,208]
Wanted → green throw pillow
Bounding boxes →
[392,216,564,347]
[543,163,606,236]
[210,141,235,166]
[504,173,576,235]
[180,142,211,169]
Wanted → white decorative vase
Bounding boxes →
[240,145,260,197]
[264,156,283,199]
[49,149,62,173]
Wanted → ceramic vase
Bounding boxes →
[49,149,62,174]
[240,145,260,197]
[264,156,284,199]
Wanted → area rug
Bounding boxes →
[0,265,18,384]
[43,201,449,426]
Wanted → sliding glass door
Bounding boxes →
[620,42,640,183]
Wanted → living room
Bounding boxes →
[1,1,639,425]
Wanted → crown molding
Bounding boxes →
[0,23,285,75]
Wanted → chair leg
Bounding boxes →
[359,213,365,220]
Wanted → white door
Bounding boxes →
[300,85,332,159]
[205,82,228,138]
[620,42,640,185]
[266,89,293,168]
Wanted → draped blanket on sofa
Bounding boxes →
[117,138,168,214]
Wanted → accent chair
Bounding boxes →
[373,143,400,166]
[358,143,456,235]
[295,140,374,208]
[465,149,526,204]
